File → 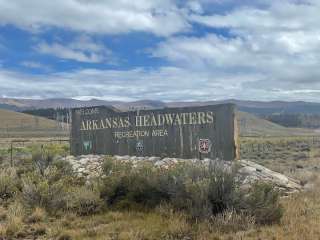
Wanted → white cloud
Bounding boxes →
[0,67,256,101]
[36,36,113,63]
[21,61,51,71]
[1,65,320,102]
[152,0,320,99]
[186,1,203,14]
[0,0,190,36]
[191,0,320,31]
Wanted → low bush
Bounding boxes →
[101,159,239,219]
[101,165,170,210]
[100,158,283,225]
[21,170,68,214]
[241,182,283,225]
[175,162,238,219]
[21,161,100,216]
[0,168,20,201]
[15,157,34,177]
[31,150,54,176]
[67,186,103,216]
[51,159,74,178]
[5,200,25,237]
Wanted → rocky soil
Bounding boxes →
[62,155,302,195]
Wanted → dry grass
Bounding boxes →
[0,109,62,130]
[0,109,68,138]
[0,187,319,240]
[1,136,320,239]
[240,136,320,184]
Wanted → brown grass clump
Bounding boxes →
[25,207,46,224]
[210,209,255,233]
[3,201,25,237]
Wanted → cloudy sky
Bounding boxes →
[0,0,320,102]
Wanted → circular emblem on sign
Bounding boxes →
[136,141,144,152]
[199,139,212,154]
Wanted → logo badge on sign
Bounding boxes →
[83,140,92,152]
[136,141,144,152]
[199,139,212,154]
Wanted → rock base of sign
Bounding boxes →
[237,160,302,195]
[61,155,302,195]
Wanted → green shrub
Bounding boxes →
[21,171,68,214]
[102,156,115,175]
[100,159,238,219]
[241,182,283,225]
[52,159,73,174]
[15,157,34,177]
[28,143,69,159]
[47,160,75,184]
[67,186,103,216]
[102,156,133,176]
[100,158,283,224]
[31,150,54,176]
[207,163,238,215]
[183,179,212,219]
[45,143,69,157]
[0,168,20,200]
[101,164,170,210]
[179,162,237,219]
[30,144,71,176]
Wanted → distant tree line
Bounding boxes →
[23,108,71,123]
[263,113,320,129]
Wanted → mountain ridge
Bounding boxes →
[2,97,320,113]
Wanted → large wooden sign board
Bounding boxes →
[71,104,239,160]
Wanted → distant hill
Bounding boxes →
[166,100,320,115]
[0,98,166,111]
[237,111,316,137]
[2,97,320,114]
[0,103,21,111]
[0,109,68,137]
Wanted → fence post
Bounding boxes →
[10,142,13,167]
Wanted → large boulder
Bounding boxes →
[237,160,302,195]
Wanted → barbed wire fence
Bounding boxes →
[7,138,70,167]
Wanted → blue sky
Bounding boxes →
[0,0,320,101]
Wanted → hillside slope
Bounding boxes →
[237,111,315,137]
[0,109,68,137]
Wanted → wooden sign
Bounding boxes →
[70,104,239,160]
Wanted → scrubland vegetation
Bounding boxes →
[0,138,319,239]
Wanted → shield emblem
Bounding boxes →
[136,141,144,152]
[83,140,92,152]
[199,139,211,154]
